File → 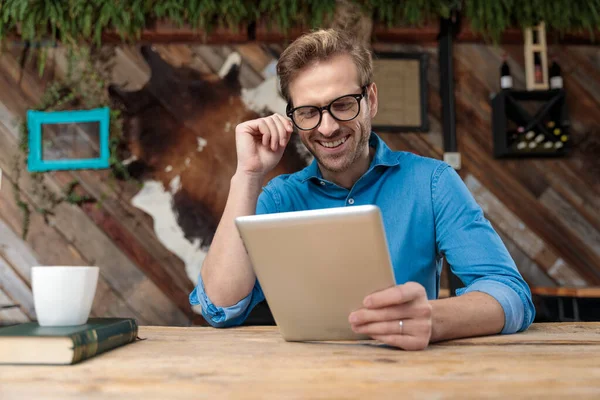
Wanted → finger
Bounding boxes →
[351,320,404,336]
[270,116,288,147]
[364,282,427,309]
[351,318,431,338]
[276,113,294,133]
[351,302,432,326]
[257,120,271,148]
[349,303,413,326]
[238,119,259,136]
[371,334,430,351]
[263,117,279,151]
[274,114,293,145]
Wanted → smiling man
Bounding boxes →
[190,29,535,350]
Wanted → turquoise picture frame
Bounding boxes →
[27,107,110,172]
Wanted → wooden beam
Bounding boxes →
[372,21,600,46]
[101,21,250,44]
[96,18,600,45]
[372,25,439,46]
[254,23,306,43]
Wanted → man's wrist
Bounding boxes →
[232,170,265,190]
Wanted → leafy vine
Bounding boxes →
[0,1,598,46]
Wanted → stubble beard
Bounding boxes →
[304,118,371,174]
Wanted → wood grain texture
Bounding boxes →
[51,166,197,320]
[234,44,273,75]
[495,229,557,288]
[0,108,187,327]
[0,254,34,319]
[0,165,148,323]
[464,174,582,285]
[540,188,600,258]
[1,324,599,399]
[378,42,599,290]
[0,48,192,326]
[1,49,197,311]
[531,287,600,298]
[78,17,600,45]
[0,289,29,325]
[447,45,600,284]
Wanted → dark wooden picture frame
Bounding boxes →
[371,52,429,132]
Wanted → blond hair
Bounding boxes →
[277,29,372,105]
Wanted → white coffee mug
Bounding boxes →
[32,266,99,326]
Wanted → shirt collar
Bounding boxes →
[300,132,401,183]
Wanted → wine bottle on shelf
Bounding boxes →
[534,133,545,143]
[525,130,536,141]
[549,59,563,89]
[515,126,526,150]
[500,54,513,89]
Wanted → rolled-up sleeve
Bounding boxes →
[432,164,535,333]
[188,187,277,327]
[189,273,265,328]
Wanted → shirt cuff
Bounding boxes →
[456,280,525,334]
[189,273,260,328]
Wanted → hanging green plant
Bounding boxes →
[0,1,598,46]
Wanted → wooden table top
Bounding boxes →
[1,322,600,399]
[530,286,600,298]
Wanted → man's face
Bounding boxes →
[288,54,378,175]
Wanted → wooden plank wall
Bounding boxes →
[0,47,192,327]
[0,40,598,327]
[375,42,600,289]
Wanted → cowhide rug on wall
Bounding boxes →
[108,46,311,298]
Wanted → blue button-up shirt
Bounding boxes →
[190,133,535,333]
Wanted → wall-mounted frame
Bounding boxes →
[371,52,429,132]
[27,107,110,172]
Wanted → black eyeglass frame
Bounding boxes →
[286,85,369,131]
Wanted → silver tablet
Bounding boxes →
[235,205,396,341]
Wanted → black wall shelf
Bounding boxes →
[491,89,570,158]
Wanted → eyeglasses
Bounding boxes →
[286,86,368,131]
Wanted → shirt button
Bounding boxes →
[348,198,355,205]
[320,181,326,186]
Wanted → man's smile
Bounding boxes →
[317,135,349,149]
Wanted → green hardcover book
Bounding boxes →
[0,318,138,365]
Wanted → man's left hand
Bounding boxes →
[349,282,432,351]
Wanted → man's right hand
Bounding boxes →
[235,113,294,178]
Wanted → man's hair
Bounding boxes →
[277,29,373,105]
